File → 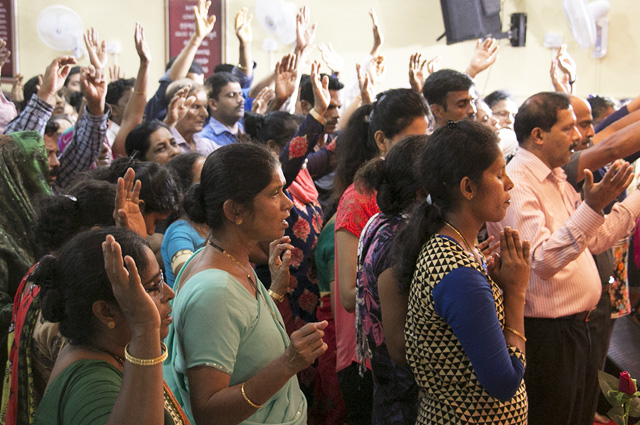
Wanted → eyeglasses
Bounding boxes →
[143,270,165,297]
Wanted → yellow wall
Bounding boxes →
[10,0,640,102]
[11,0,167,92]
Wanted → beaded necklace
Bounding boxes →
[87,342,125,367]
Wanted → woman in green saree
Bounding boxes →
[31,226,189,425]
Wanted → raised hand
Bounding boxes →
[556,44,576,82]
[10,73,23,103]
[80,65,107,115]
[584,160,634,213]
[409,52,427,93]
[103,234,161,332]
[235,7,253,45]
[295,6,317,54]
[37,56,77,106]
[108,65,125,82]
[426,56,442,74]
[486,227,530,301]
[356,63,374,105]
[367,55,386,86]
[134,23,152,65]
[283,321,328,374]
[466,37,499,78]
[369,8,384,57]
[274,53,298,103]
[164,86,195,127]
[193,0,216,44]
[251,87,275,115]
[550,45,576,94]
[310,61,330,116]
[83,27,108,70]
[114,167,146,237]
[268,236,294,296]
[318,42,344,76]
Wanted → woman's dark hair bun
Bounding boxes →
[243,112,265,141]
[354,157,385,196]
[183,182,207,223]
[32,255,66,323]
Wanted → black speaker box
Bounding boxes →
[440,0,503,44]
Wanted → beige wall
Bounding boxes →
[10,0,640,102]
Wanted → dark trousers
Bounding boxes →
[337,362,373,425]
[524,303,608,425]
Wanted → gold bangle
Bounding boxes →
[124,342,168,366]
[268,289,285,303]
[504,325,527,343]
[236,63,250,71]
[132,90,146,96]
[241,382,263,408]
[309,108,327,125]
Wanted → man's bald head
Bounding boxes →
[570,96,595,150]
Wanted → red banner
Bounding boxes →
[0,0,15,79]
[166,0,224,76]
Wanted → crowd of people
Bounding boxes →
[0,1,639,424]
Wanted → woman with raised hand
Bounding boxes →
[165,143,327,425]
[92,159,181,236]
[31,226,186,425]
[395,121,529,424]
[0,167,154,425]
[243,61,342,422]
[1,179,118,425]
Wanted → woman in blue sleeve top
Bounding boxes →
[394,121,530,425]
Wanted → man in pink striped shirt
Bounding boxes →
[486,91,640,425]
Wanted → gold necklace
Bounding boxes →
[208,240,284,329]
[444,222,474,251]
[444,222,482,263]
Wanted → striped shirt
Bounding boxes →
[486,148,640,318]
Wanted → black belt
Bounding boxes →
[558,310,594,322]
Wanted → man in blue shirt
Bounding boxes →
[197,72,244,151]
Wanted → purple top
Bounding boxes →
[356,212,418,424]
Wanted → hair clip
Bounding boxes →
[446,120,457,129]
[126,150,140,167]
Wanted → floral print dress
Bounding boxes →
[255,113,333,390]
[355,213,419,425]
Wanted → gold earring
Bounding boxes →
[107,321,115,329]
[236,218,243,225]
